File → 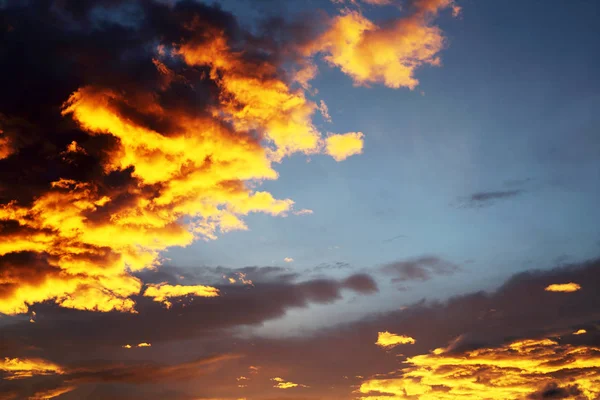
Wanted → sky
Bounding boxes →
[0,0,599,399]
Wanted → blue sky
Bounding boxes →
[167,0,600,327]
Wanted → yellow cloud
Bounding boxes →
[358,337,600,399]
[143,283,219,308]
[375,331,416,348]
[545,282,581,292]
[326,132,365,161]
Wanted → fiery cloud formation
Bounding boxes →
[375,331,416,348]
[306,0,459,89]
[545,282,582,292]
[358,337,600,399]
[0,0,412,315]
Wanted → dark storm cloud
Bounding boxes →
[381,255,460,282]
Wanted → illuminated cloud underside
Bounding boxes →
[375,331,416,348]
[545,282,582,292]
[358,337,600,399]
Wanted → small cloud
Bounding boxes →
[573,329,587,335]
[381,256,460,283]
[248,366,260,374]
[545,282,581,293]
[317,100,332,122]
[293,208,314,216]
[457,190,523,208]
[122,344,132,349]
[137,342,151,347]
[375,331,416,348]
[271,377,308,389]
[325,132,364,161]
[284,257,294,263]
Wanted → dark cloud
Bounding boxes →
[342,274,378,294]
[527,383,584,400]
[381,255,460,283]
[457,189,523,208]
[2,257,600,398]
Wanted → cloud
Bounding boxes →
[0,0,374,315]
[342,273,379,294]
[381,256,460,282]
[271,377,308,389]
[358,336,600,399]
[304,0,459,89]
[143,283,219,308]
[0,358,64,380]
[375,332,415,348]
[1,258,599,399]
[293,208,314,216]
[325,132,365,161]
[284,257,294,263]
[317,100,332,123]
[458,190,523,208]
[545,282,581,293]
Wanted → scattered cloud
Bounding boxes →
[284,257,294,263]
[358,337,600,399]
[271,376,308,389]
[574,329,587,335]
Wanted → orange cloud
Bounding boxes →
[574,329,587,335]
[0,357,64,380]
[143,283,219,308]
[358,337,600,399]
[545,282,581,292]
[305,0,458,89]
[375,331,416,348]
[325,132,365,161]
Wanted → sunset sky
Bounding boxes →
[1,0,600,399]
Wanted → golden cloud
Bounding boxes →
[143,283,219,308]
[304,0,458,89]
[545,282,582,292]
[326,132,365,161]
[271,377,308,389]
[358,337,600,399]
[0,357,64,380]
[375,331,416,348]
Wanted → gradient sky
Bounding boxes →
[1,0,600,399]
